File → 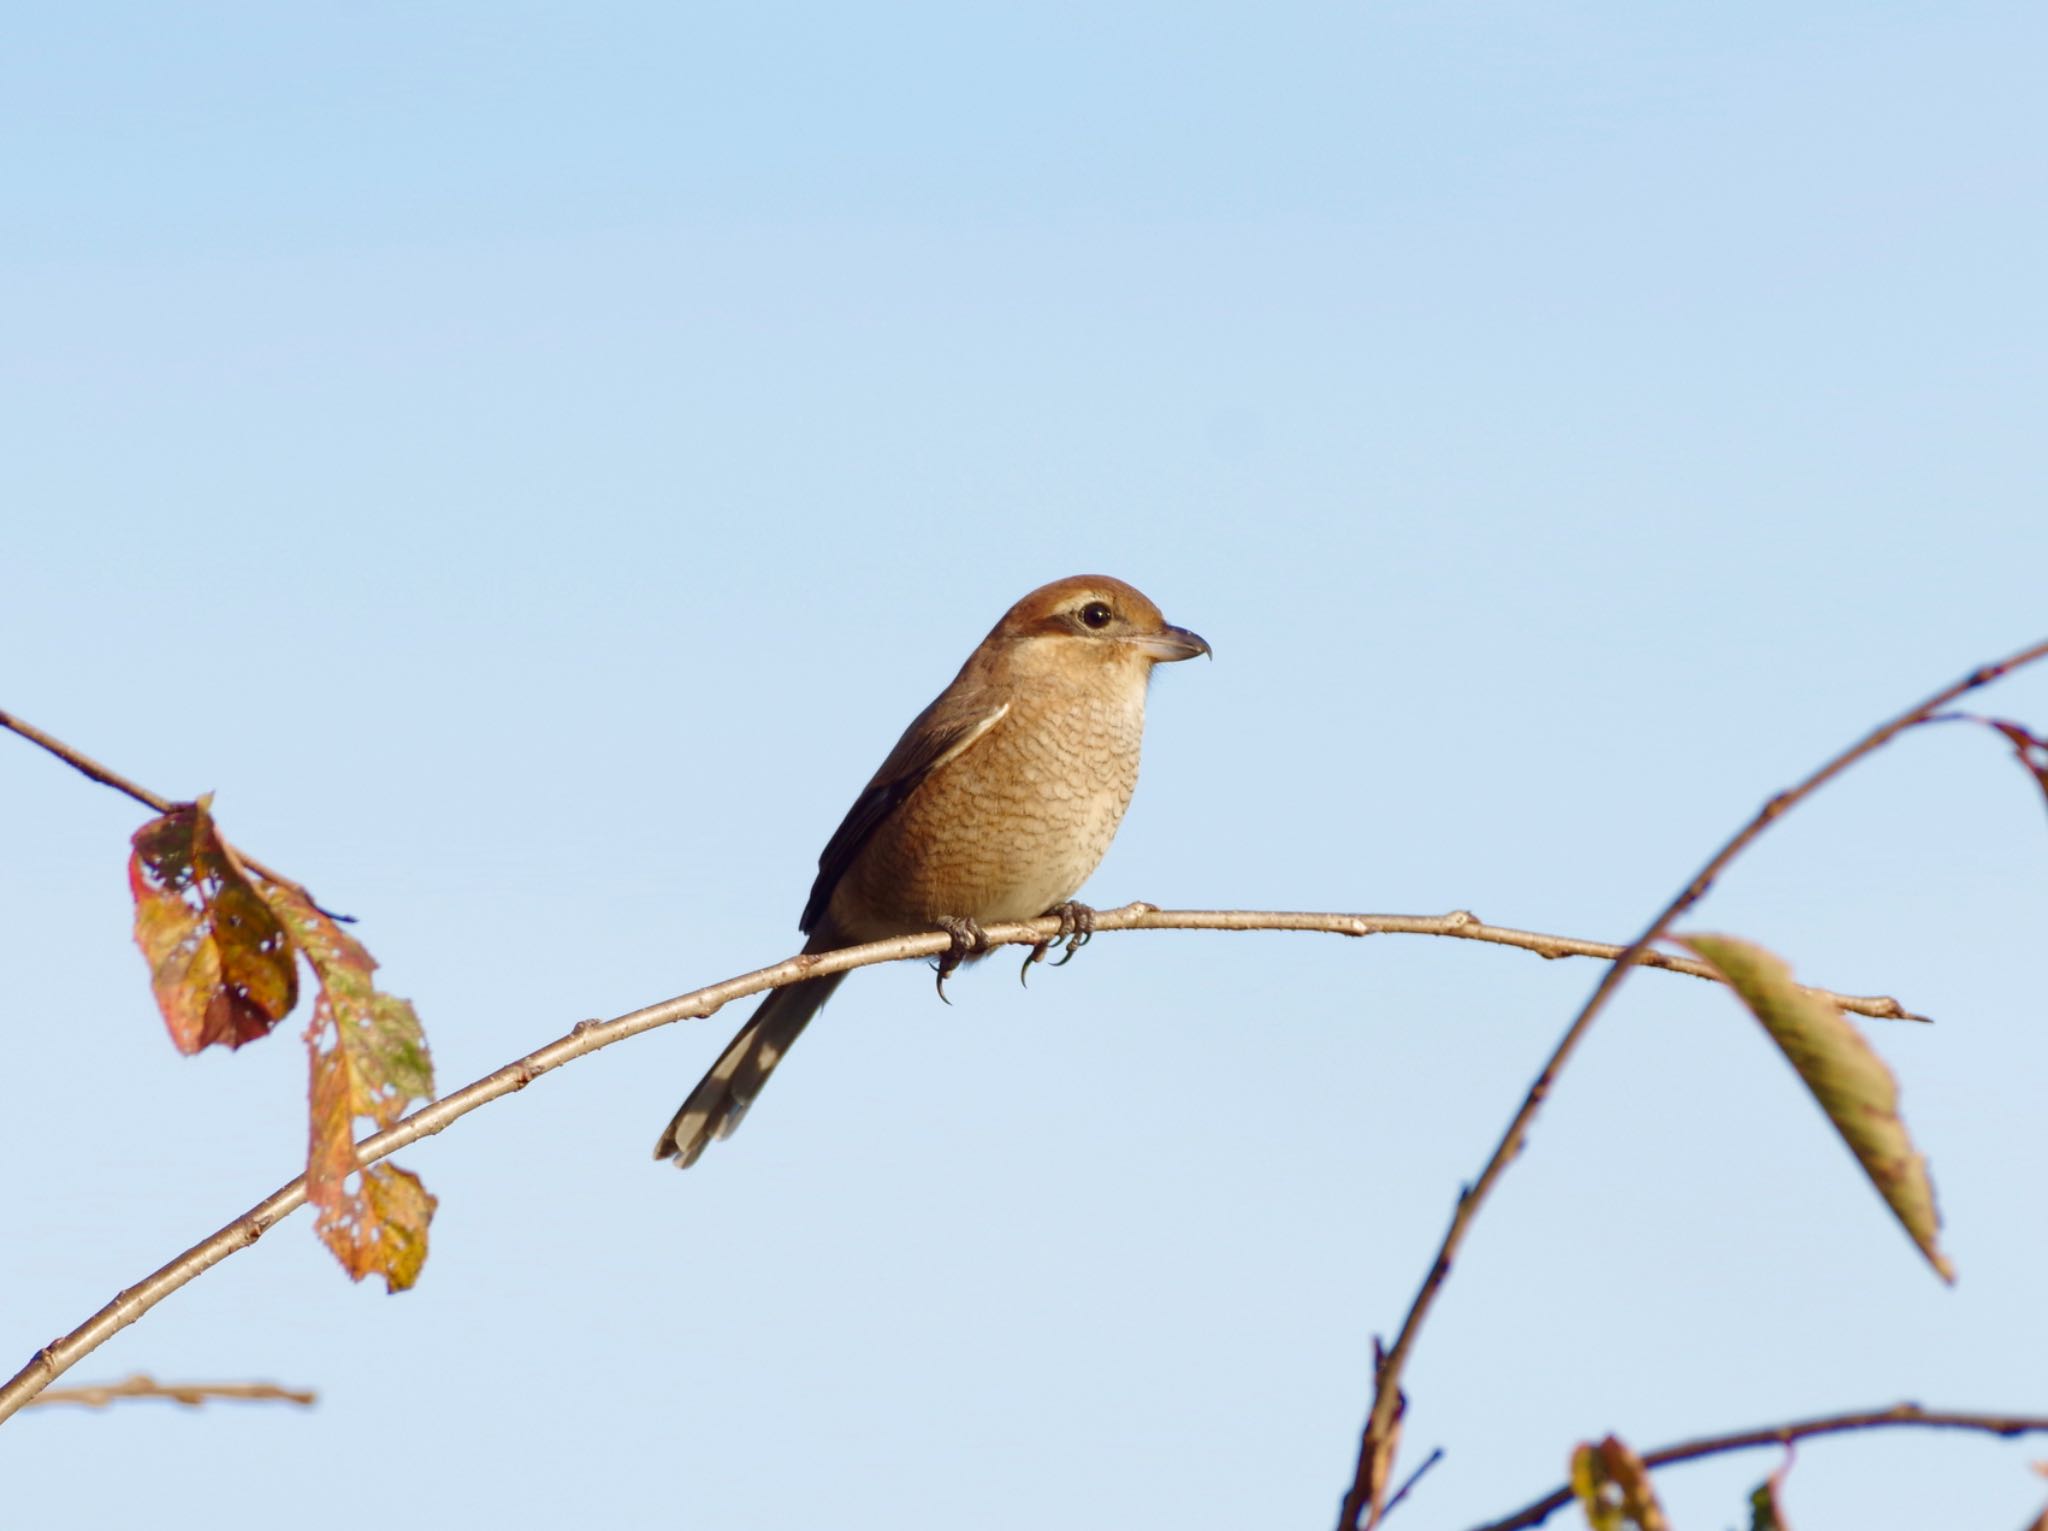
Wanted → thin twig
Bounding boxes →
[0,709,176,815]
[1335,635,2048,1531]
[1379,1446,1444,1522]
[0,899,1931,1424]
[1470,1404,2048,1531]
[24,1372,315,1410]
[0,708,348,921]
[1120,909,1928,1021]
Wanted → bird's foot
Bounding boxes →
[1019,901,1097,986]
[933,916,991,1004]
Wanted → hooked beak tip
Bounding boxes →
[1137,625,1211,663]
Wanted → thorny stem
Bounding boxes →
[1335,636,2048,1531]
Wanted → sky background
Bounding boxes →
[4,3,2046,1527]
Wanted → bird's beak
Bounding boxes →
[1132,625,1211,663]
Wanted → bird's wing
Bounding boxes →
[798,689,1012,934]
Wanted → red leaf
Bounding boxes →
[128,797,298,1054]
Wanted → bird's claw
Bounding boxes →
[933,916,990,1003]
[1019,901,1097,986]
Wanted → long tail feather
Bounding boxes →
[653,971,847,1167]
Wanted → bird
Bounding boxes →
[654,574,1209,1168]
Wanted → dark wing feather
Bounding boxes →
[798,685,1011,934]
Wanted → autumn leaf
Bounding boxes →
[129,796,298,1053]
[1679,933,1953,1282]
[266,885,437,1292]
[1570,1436,1669,1531]
[314,1163,435,1294]
[127,797,435,1290]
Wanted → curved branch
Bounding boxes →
[1470,1404,2048,1531]
[0,902,1926,1424]
[1336,634,2048,1531]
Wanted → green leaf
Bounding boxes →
[1748,1472,1790,1531]
[1679,933,1953,1282]
[1747,1449,1794,1530]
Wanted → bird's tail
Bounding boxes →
[653,971,847,1167]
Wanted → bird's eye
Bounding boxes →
[1079,601,1114,630]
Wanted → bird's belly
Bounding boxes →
[841,693,1143,930]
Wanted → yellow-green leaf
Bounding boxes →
[266,883,437,1291]
[1570,1436,1670,1531]
[1679,933,1953,1283]
[128,796,298,1053]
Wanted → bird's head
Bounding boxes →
[986,575,1210,679]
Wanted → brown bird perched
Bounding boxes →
[654,574,1209,1167]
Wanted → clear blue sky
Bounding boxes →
[5,4,2046,1527]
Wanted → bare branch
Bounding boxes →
[1470,1404,2048,1531]
[1127,908,1926,1021]
[0,898,1929,1424]
[1336,634,2048,1531]
[24,1372,315,1410]
[0,709,177,816]
[0,708,348,921]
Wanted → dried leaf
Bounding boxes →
[1569,1436,1670,1531]
[128,797,298,1053]
[1679,934,1953,1283]
[267,885,436,1291]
